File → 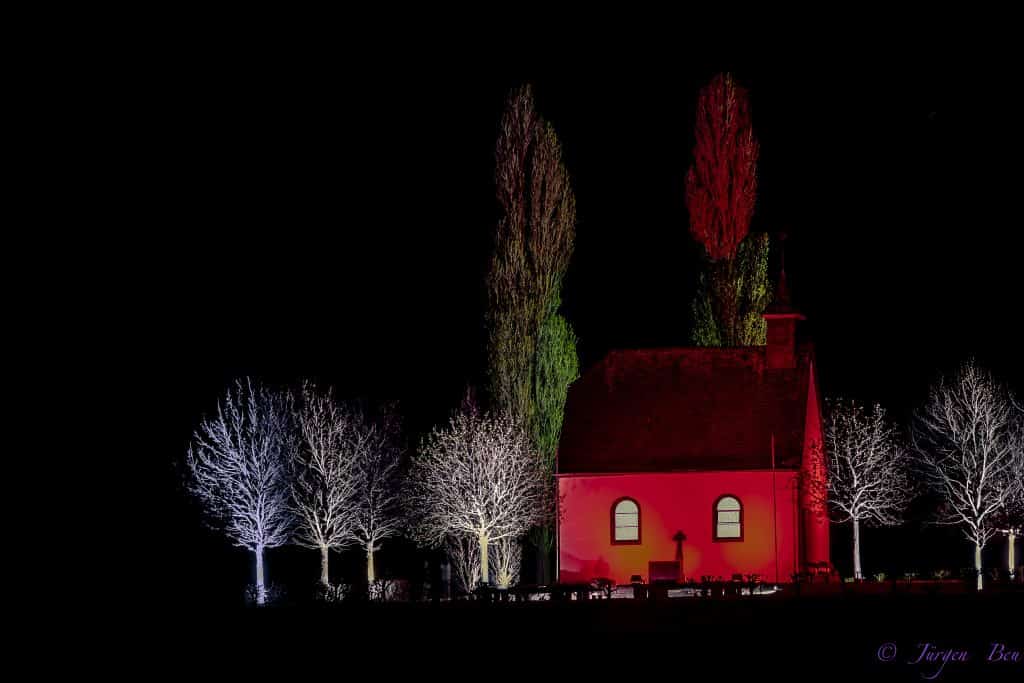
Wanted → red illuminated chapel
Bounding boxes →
[556,271,830,585]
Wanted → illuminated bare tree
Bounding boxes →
[913,361,1020,590]
[290,383,359,586]
[187,380,294,605]
[352,404,403,583]
[446,534,481,597]
[408,409,552,586]
[995,408,1023,579]
[490,536,523,589]
[823,400,913,579]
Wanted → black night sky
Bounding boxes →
[94,37,1024,617]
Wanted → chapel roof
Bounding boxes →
[556,344,814,475]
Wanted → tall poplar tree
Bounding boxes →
[686,73,771,346]
[485,85,577,583]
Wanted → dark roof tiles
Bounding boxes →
[557,345,812,474]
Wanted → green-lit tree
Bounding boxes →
[486,85,575,427]
[529,296,579,580]
[532,297,579,473]
[691,232,771,346]
[485,84,577,584]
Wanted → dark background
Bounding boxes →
[85,38,1023,606]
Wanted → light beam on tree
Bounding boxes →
[913,361,1020,591]
[407,406,552,586]
[187,379,294,605]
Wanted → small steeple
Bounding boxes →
[764,233,801,316]
[762,233,805,369]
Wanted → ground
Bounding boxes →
[97,589,1022,682]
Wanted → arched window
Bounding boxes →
[714,495,743,541]
[611,498,641,544]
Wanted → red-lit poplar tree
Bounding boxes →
[686,73,758,261]
[686,73,765,347]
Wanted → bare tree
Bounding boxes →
[913,361,1020,590]
[351,404,403,583]
[290,383,359,586]
[446,534,480,597]
[187,380,293,605]
[823,400,913,579]
[490,536,523,590]
[408,409,552,586]
[995,406,1023,579]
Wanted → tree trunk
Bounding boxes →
[532,526,552,584]
[852,518,863,580]
[1008,532,1016,581]
[367,546,376,584]
[320,546,330,586]
[975,541,983,591]
[255,545,266,606]
[479,533,490,586]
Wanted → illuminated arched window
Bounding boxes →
[714,495,743,541]
[611,498,640,544]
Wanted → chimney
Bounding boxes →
[762,235,805,370]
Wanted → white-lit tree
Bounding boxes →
[187,379,294,605]
[490,536,523,589]
[913,361,1020,590]
[446,534,481,596]
[823,400,912,579]
[995,408,1023,579]
[351,404,403,584]
[290,383,359,586]
[408,407,551,586]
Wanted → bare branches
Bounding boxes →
[446,535,480,596]
[913,361,1019,551]
[490,536,522,590]
[825,400,912,526]
[290,383,360,565]
[408,409,552,584]
[187,380,294,604]
[409,410,552,546]
[351,402,403,581]
[187,379,294,553]
[997,401,1024,530]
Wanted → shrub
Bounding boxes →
[316,582,352,604]
[244,583,286,606]
[369,578,409,602]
